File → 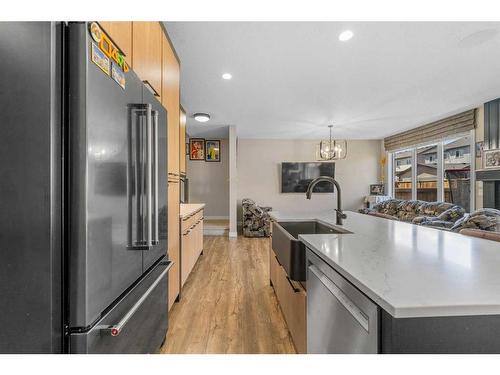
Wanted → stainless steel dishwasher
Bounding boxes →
[306,249,379,353]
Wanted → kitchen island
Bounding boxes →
[270,210,500,353]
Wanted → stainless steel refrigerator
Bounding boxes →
[0,22,171,353]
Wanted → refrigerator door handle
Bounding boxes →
[145,104,152,249]
[99,261,173,337]
[127,103,152,250]
[151,110,159,245]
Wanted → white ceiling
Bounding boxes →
[165,22,500,139]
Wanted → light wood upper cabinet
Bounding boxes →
[180,107,187,175]
[98,22,133,67]
[161,33,180,176]
[132,22,162,97]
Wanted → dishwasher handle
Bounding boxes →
[308,264,369,332]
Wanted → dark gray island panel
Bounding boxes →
[381,311,500,354]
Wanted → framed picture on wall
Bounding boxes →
[189,138,205,160]
[484,148,500,169]
[370,184,385,196]
[205,140,221,162]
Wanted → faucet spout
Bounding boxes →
[305,176,347,225]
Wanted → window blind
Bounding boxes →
[384,109,476,151]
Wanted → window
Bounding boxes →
[393,149,413,200]
[444,135,471,212]
[389,132,473,211]
[417,144,438,201]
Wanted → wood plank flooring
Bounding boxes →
[161,236,296,354]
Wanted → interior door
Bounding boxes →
[142,87,168,271]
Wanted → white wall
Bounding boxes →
[236,139,382,218]
[187,138,229,218]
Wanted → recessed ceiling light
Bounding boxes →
[194,113,210,123]
[222,73,232,80]
[338,30,354,42]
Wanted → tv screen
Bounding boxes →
[281,162,335,193]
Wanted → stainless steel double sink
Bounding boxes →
[272,220,351,281]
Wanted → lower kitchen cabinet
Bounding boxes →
[270,245,307,354]
[181,209,204,287]
[167,180,180,310]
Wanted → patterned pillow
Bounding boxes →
[373,199,403,216]
[437,206,466,222]
[451,209,500,232]
[418,201,454,217]
[397,200,425,222]
[420,220,455,229]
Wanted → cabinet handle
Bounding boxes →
[285,275,299,293]
[143,80,160,97]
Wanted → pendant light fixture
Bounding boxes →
[316,125,347,160]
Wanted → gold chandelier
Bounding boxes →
[316,125,347,160]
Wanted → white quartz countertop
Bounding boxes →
[180,203,205,219]
[270,210,500,318]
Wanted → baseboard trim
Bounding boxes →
[228,231,238,238]
[204,228,228,236]
[204,216,230,220]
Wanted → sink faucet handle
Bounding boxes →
[335,209,347,219]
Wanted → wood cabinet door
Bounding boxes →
[167,181,180,310]
[181,228,190,287]
[98,22,132,67]
[132,22,162,97]
[198,217,204,255]
[161,33,180,176]
[179,107,187,175]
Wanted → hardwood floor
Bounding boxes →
[161,236,296,354]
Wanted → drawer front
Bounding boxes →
[181,215,195,232]
[181,209,202,231]
[275,261,307,353]
[270,249,279,289]
[70,260,171,354]
[194,209,203,223]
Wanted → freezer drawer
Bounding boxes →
[70,259,172,354]
[306,249,379,354]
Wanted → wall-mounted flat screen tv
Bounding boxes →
[281,162,335,193]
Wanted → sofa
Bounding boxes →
[242,198,272,237]
[359,199,500,234]
[359,199,466,229]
